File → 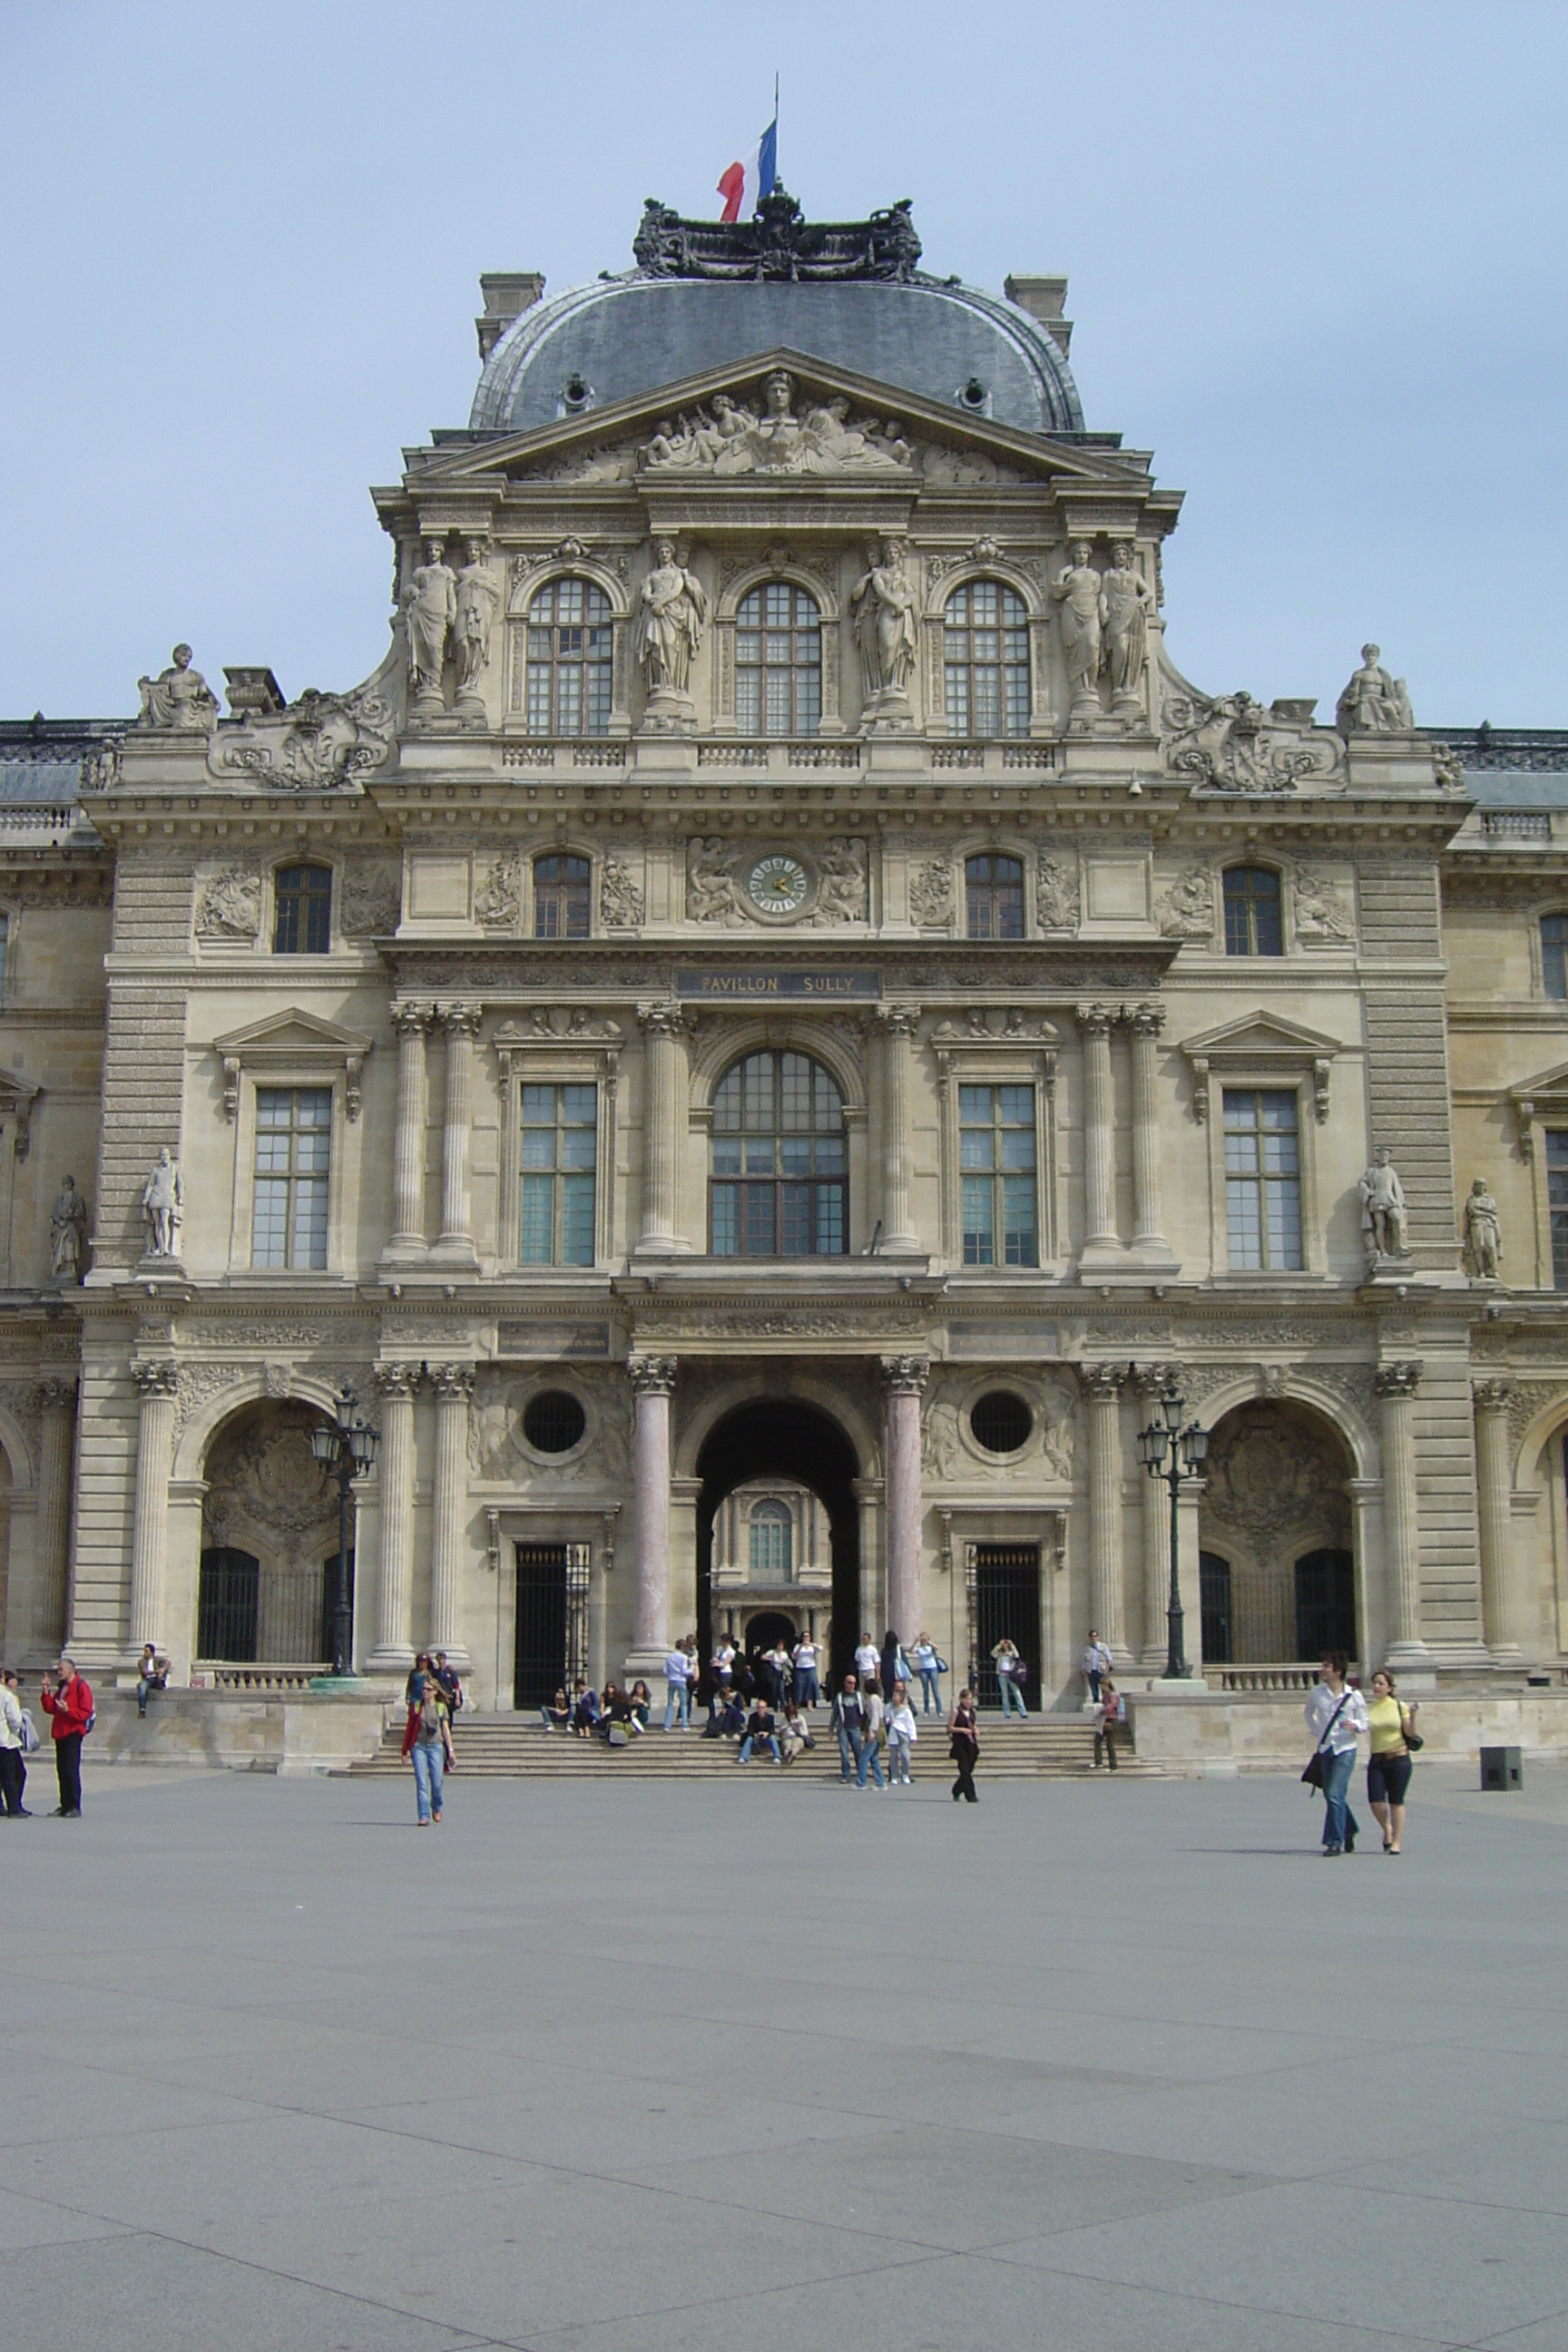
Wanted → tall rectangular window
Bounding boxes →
[1223,1089,1301,1270]
[253,1088,331,1269]
[959,1084,1037,1266]
[273,865,332,956]
[1222,867,1282,957]
[1542,916,1568,1001]
[520,1083,596,1265]
[1549,1132,1568,1289]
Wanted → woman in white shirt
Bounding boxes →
[885,1681,917,1786]
[791,1636,818,1710]
[1304,1651,1368,1856]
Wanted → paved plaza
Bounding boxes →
[5,1758,1566,2352]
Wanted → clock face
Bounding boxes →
[745,854,811,917]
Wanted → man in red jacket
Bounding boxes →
[39,1655,93,1817]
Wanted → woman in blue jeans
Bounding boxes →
[1304,1651,1367,1855]
[407,1671,446,1826]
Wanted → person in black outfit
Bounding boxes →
[948,1688,980,1803]
[880,1629,901,1707]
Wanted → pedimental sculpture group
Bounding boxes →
[0,188,1563,1728]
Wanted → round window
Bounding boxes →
[523,1390,587,1455]
[970,1391,1032,1455]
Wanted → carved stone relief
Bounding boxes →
[475,851,523,931]
[340,858,404,937]
[194,865,261,943]
[600,858,644,930]
[809,838,868,925]
[1158,866,1216,939]
[908,859,954,927]
[207,662,396,785]
[1294,868,1355,944]
[201,1401,338,1566]
[1036,852,1079,934]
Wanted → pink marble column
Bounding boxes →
[627,1356,678,1670]
[881,1355,928,1645]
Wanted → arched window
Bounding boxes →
[1542,913,1568,1000]
[736,583,820,737]
[710,1051,846,1258]
[945,580,1030,737]
[273,864,331,955]
[526,578,612,735]
[966,853,1024,940]
[1222,865,1283,956]
[533,854,591,940]
[750,1499,792,1579]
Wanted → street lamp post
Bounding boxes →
[309,1388,380,1680]
[1135,1384,1210,1681]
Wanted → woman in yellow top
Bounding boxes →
[1366,1669,1419,1854]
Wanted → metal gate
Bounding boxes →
[514,1542,593,1708]
[198,1548,260,1661]
[1294,1547,1356,1661]
[1200,1550,1232,1665]
[966,1542,1041,1710]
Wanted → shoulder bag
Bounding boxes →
[1400,1705,1424,1753]
[1301,1690,1349,1788]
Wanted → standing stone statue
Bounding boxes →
[49,1174,88,1283]
[451,540,500,713]
[850,535,917,708]
[141,1148,184,1259]
[1463,1177,1504,1279]
[1051,542,1102,721]
[135,644,220,731]
[1099,542,1152,713]
[402,540,456,710]
[633,538,706,698]
[1358,1146,1408,1262]
[1336,643,1413,735]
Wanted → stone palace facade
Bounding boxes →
[2,189,1566,1715]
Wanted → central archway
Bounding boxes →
[695,1398,860,1698]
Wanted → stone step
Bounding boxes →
[353,1716,1151,1779]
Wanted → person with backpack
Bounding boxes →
[39,1655,93,1818]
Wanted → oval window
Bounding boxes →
[523,1390,587,1455]
[970,1391,1032,1455]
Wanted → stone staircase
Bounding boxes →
[353,1711,1153,1780]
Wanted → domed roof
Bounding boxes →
[469,196,1084,442]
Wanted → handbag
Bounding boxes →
[1401,1708,1424,1752]
[607,1722,630,1748]
[1301,1690,1349,1788]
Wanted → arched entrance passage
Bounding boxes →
[695,1399,859,1696]
[1199,1399,1358,1665]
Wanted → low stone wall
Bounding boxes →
[1129,1687,1568,1776]
[91,1689,395,1774]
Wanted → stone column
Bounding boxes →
[368,1364,417,1671]
[634,1002,690,1254]
[877,1006,921,1254]
[433,1001,482,1262]
[428,1362,474,1670]
[881,1356,928,1642]
[1128,1004,1174,1263]
[1473,1378,1522,1665]
[1134,1364,1172,1668]
[387,1001,432,1256]
[1077,1004,1119,1262]
[128,1361,180,1654]
[627,1356,678,1671]
[30,1377,76,1651]
[1082,1361,1129,1662]
[1376,1361,1429,1669]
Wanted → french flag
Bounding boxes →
[718,117,778,222]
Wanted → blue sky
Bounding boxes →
[3,0,1563,725]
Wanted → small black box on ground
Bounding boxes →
[1480,1745,1524,1790]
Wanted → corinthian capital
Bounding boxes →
[635,999,691,1040]
[1076,1002,1116,1038]
[436,1001,484,1038]
[1472,1376,1514,1414]
[874,1004,921,1039]
[373,1361,419,1401]
[391,999,435,1037]
[879,1354,929,1396]
[1129,1001,1165,1039]
[431,1360,475,1401]
[1078,1360,1128,1401]
[132,1359,181,1400]
[628,1354,679,1396]
[1374,1360,1422,1400]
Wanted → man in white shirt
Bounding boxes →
[1081,1630,1112,1704]
[0,1667,29,1818]
[854,1632,881,1687]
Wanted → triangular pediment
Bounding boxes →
[407,348,1132,494]
[1180,1012,1344,1061]
[212,1009,373,1058]
[1510,1058,1568,1102]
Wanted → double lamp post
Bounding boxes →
[309,1387,379,1680]
[1135,1383,1210,1681]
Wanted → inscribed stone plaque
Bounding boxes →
[677,969,881,1000]
[495,1319,612,1357]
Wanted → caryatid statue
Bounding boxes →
[1336,643,1414,735]
[1358,1145,1408,1262]
[1051,542,1102,720]
[402,540,457,710]
[1463,1177,1504,1280]
[49,1173,88,1283]
[1099,542,1153,712]
[451,540,500,711]
[850,535,917,707]
[633,538,706,699]
[141,1148,183,1259]
[135,644,219,732]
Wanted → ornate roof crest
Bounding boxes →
[632,188,922,284]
